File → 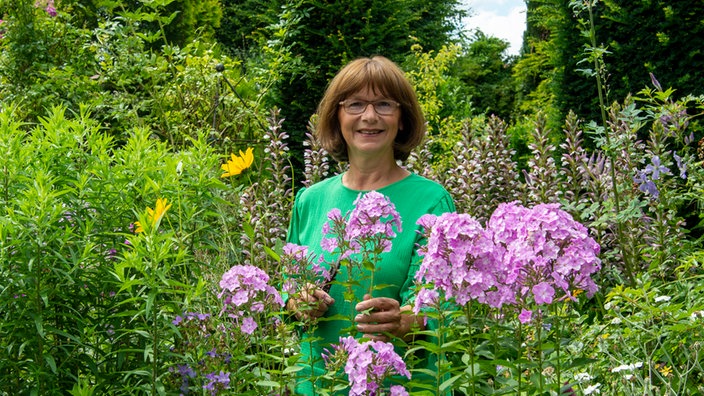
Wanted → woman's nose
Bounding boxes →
[360,103,379,119]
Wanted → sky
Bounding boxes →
[461,0,527,56]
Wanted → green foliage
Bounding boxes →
[0,105,238,394]
[242,0,466,177]
[0,0,98,120]
[0,1,269,150]
[451,31,518,121]
[405,43,467,146]
[519,0,704,133]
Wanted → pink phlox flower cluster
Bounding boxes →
[280,243,330,295]
[34,0,57,17]
[322,191,402,256]
[325,336,410,396]
[218,265,284,335]
[414,203,601,319]
[490,202,601,306]
[415,212,505,312]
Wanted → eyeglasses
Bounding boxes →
[339,99,400,115]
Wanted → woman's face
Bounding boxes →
[338,86,402,161]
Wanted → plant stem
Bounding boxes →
[586,1,635,285]
[464,304,476,396]
[517,321,523,395]
[536,314,544,394]
[553,304,562,394]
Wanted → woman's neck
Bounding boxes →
[342,159,409,191]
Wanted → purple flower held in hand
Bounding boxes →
[346,191,402,253]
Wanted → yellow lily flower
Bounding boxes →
[135,198,172,233]
[221,147,254,178]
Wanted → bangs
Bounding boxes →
[336,59,401,100]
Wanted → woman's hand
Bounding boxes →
[286,284,334,321]
[354,294,423,342]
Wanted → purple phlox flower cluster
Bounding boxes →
[218,265,284,335]
[324,336,410,396]
[414,212,503,314]
[491,202,601,306]
[322,191,402,257]
[321,208,345,254]
[203,371,230,395]
[280,243,330,295]
[34,0,57,17]
[414,202,601,324]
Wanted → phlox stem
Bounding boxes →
[464,304,476,396]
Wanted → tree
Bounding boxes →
[518,0,704,128]
[226,0,466,178]
[451,31,517,121]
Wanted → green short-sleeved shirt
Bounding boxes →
[287,172,455,393]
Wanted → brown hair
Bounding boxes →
[315,56,426,162]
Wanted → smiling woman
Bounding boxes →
[284,55,456,394]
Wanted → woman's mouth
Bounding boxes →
[358,129,383,135]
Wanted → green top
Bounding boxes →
[287,172,455,393]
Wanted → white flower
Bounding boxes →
[612,362,643,373]
[610,317,622,325]
[690,310,704,321]
[654,295,671,303]
[583,383,601,394]
[574,372,593,382]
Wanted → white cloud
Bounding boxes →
[461,1,527,56]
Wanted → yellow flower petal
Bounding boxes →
[134,198,171,232]
[152,198,172,227]
[220,147,254,178]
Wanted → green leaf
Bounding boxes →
[44,354,57,374]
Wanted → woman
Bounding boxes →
[286,55,455,393]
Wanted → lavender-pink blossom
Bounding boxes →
[518,309,533,324]
[489,202,601,306]
[414,212,501,310]
[218,265,283,335]
[415,202,601,316]
[280,242,330,296]
[532,282,555,305]
[344,191,402,254]
[326,336,410,396]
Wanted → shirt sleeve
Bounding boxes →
[286,188,306,244]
